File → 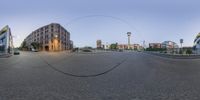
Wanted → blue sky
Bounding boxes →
[1,0,200,47]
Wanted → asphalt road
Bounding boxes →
[1,51,200,100]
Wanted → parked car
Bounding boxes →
[72,48,79,52]
[82,49,92,52]
[32,49,38,52]
[118,49,123,52]
[14,50,20,55]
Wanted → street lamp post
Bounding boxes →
[180,39,183,54]
[53,34,58,51]
[180,39,183,48]
[127,32,131,50]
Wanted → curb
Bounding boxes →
[144,52,200,59]
[75,51,112,54]
[0,54,12,58]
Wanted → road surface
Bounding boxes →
[0,51,200,100]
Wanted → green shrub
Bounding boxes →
[186,49,192,54]
[146,48,166,51]
[179,50,183,54]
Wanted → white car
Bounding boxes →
[32,49,38,52]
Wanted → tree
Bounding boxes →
[21,41,26,48]
[110,43,118,50]
[31,42,40,49]
[186,49,192,54]
[20,41,28,50]
[179,50,183,54]
[146,48,166,51]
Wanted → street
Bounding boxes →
[1,51,200,100]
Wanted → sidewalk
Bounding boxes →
[0,53,12,58]
[144,51,200,59]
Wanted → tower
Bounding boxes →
[127,32,131,49]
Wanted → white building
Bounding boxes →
[161,41,179,53]
[0,26,13,54]
[194,33,200,54]
[161,41,179,49]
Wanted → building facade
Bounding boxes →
[161,41,179,53]
[24,23,72,51]
[117,44,142,50]
[149,43,161,49]
[96,40,102,49]
[0,26,13,54]
[161,41,179,49]
[194,33,200,54]
[117,44,128,50]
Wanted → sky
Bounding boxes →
[1,0,200,47]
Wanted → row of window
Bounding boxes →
[33,26,68,35]
[28,33,69,41]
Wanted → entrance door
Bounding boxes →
[45,46,49,51]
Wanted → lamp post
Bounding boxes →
[127,32,131,50]
[180,39,183,48]
[53,34,58,51]
[180,39,183,54]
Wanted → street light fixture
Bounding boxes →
[53,34,59,51]
[54,34,58,38]
[180,39,183,48]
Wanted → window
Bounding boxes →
[40,28,43,31]
[45,26,49,30]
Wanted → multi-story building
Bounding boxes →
[161,41,179,49]
[133,44,141,50]
[117,44,128,50]
[0,25,13,54]
[96,40,102,49]
[161,41,179,53]
[149,43,161,49]
[105,44,110,49]
[117,44,142,50]
[23,23,72,51]
[194,33,200,54]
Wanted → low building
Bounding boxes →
[96,40,102,49]
[161,41,179,53]
[0,25,13,54]
[23,23,72,51]
[149,43,161,49]
[117,44,142,50]
[117,44,128,50]
[105,44,110,49]
[161,41,179,49]
[133,44,141,50]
